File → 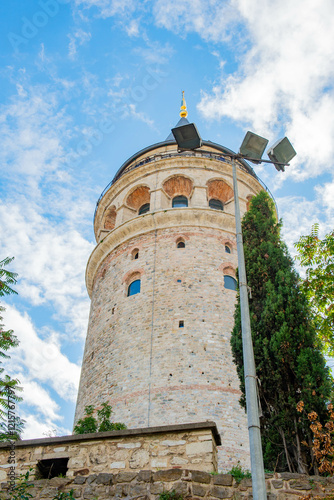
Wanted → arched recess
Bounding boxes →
[207,179,233,205]
[103,206,117,230]
[246,195,254,211]
[163,175,193,199]
[220,263,236,278]
[126,186,150,211]
[176,237,186,248]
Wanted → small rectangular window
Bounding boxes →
[179,321,184,328]
[36,458,69,479]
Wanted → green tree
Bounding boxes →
[295,225,334,355]
[0,257,24,441]
[230,191,333,474]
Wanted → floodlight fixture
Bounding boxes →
[171,123,202,151]
[239,131,269,164]
[267,137,297,172]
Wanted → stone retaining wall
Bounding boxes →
[1,469,334,499]
[0,423,220,482]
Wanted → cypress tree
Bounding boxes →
[230,191,333,474]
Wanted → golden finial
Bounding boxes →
[180,90,188,118]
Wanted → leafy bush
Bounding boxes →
[227,462,251,484]
[73,402,126,434]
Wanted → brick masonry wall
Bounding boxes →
[1,469,333,499]
[75,151,265,472]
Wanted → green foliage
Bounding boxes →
[158,490,183,500]
[7,469,74,499]
[230,191,333,474]
[73,403,126,434]
[8,469,33,500]
[52,490,74,499]
[0,257,24,441]
[295,224,334,355]
[227,462,251,484]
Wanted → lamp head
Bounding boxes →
[239,131,268,163]
[171,123,202,151]
[267,137,297,172]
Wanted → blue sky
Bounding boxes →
[1,0,333,438]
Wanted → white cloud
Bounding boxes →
[3,306,81,402]
[68,29,92,59]
[277,189,334,259]
[0,88,67,184]
[126,18,140,37]
[152,0,239,43]
[74,0,136,18]
[21,414,71,440]
[127,103,155,127]
[195,0,334,181]
[133,40,174,65]
[19,376,62,422]
[0,203,93,338]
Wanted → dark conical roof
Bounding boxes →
[165,116,190,141]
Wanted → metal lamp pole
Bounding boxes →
[232,159,267,500]
[171,119,296,500]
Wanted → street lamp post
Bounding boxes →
[172,124,296,500]
[232,158,267,500]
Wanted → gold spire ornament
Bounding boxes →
[180,90,188,118]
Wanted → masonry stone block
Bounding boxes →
[129,449,149,469]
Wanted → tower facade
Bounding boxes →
[75,107,265,470]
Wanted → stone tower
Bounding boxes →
[74,97,265,471]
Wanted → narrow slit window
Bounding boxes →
[225,245,231,254]
[179,320,184,328]
[132,248,139,260]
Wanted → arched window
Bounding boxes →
[127,279,141,296]
[225,245,231,254]
[177,241,185,248]
[209,199,224,211]
[138,203,150,215]
[172,196,188,208]
[131,248,139,260]
[224,276,237,291]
